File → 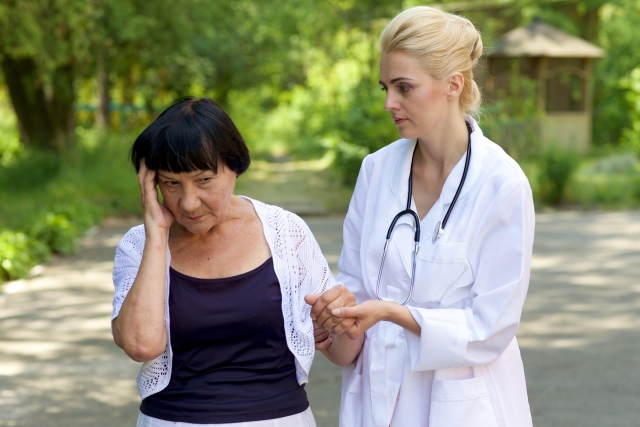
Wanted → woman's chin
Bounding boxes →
[177,219,211,235]
[398,128,420,140]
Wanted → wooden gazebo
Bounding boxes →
[484,19,605,153]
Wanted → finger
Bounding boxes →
[332,306,360,318]
[309,287,342,320]
[144,168,157,190]
[316,293,357,328]
[314,286,356,325]
[346,323,365,340]
[315,337,332,351]
[304,294,320,306]
[314,330,330,343]
[332,317,357,335]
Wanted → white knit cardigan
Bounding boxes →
[111,197,337,399]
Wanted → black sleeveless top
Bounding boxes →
[140,258,309,423]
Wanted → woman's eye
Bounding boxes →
[380,86,388,92]
[164,181,178,187]
[399,85,410,92]
[199,177,212,184]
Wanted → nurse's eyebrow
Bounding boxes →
[379,77,414,85]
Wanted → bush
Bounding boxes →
[566,153,640,208]
[537,148,580,205]
[0,150,61,190]
[0,230,50,281]
[30,212,80,255]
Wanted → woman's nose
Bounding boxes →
[180,189,201,212]
[383,92,399,112]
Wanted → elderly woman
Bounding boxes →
[111,97,358,427]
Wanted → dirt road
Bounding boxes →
[1,211,640,427]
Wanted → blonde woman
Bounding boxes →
[307,6,534,427]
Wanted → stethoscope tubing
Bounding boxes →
[376,122,472,306]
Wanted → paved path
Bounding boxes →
[1,211,640,426]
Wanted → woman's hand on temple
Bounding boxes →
[138,163,174,233]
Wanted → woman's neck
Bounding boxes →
[414,114,469,178]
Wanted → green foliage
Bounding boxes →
[30,212,79,255]
[0,91,22,166]
[619,67,640,155]
[0,230,49,282]
[0,150,61,190]
[481,60,543,159]
[0,128,140,283]
[593,0,640,146]
[537,148,581,205]
[567,153,640,208]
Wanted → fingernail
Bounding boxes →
[332,308,341,316]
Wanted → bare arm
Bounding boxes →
[314,325,364,366]
[311,299,419,366]
[333,300,421,339]
[305,287,364,366]
[112,164,174,362]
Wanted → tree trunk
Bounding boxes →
[1,56,55,149]
[96,51,111,130]
[1,55,75,150]
[48,63,76,150]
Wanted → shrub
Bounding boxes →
[31,212,79,255]
[567,152,640,208]
[51,202,103,234]
[537,148,581,205]
[0,230,49,281]
[0,150,61,190]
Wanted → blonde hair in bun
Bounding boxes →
[379,6,483,114]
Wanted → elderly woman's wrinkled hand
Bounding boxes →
[313,322,332,350]
[304,285,357,341]
[138,162,174,233]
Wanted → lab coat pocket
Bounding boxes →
[413,242,469,303]
[429,375,498,427]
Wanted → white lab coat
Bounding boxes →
[337,116,534,427]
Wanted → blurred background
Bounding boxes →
[1,0,640,426]
[1,0,640,272]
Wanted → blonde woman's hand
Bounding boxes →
[305,285,357,336]
[138,162,174,234]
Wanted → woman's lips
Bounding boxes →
[188,215,205,221]
[394,117,407,125]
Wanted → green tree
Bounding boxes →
[0,0,97,150]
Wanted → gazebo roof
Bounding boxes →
[489,19,605,58]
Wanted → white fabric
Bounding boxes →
[112,197,336,399]
[338,116,535,427]
[136,407,317,427]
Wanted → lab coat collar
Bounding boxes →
[389,115,485,207]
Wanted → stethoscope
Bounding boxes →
[376,122,473,305]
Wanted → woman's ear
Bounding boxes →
[447,72,465,100]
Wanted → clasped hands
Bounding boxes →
[304,285,390,350]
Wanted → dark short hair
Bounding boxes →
[130,97,250,175]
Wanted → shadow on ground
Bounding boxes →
[1,211,640,427]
